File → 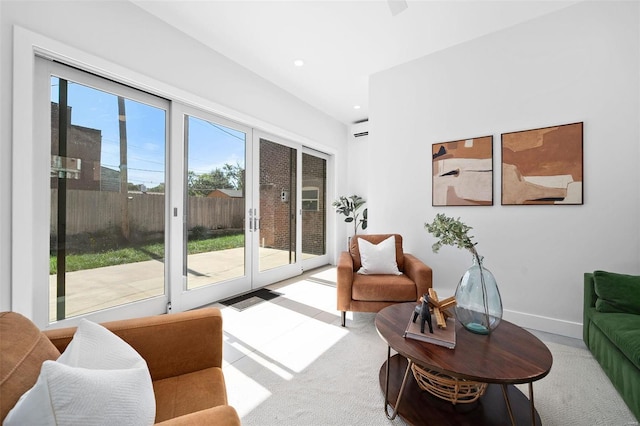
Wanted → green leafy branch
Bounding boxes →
[332,195,368,235]
[424,213,478,257]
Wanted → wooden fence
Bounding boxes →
[51,189,245,235]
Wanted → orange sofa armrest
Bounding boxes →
[403,253,433,299]
[44,308,224,381]
[336,251,355,311]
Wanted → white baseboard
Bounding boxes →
[503,309,583,340]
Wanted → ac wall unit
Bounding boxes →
[351,120,369,138]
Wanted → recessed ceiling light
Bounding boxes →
[294,59,305,67]
[353,105,361,110]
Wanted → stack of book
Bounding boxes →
[403,313,456,349]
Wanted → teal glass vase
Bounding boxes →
[454,255,503,335]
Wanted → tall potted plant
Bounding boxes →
[332,195,368,236]
[425,213,502,335]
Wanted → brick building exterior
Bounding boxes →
[50,102,104,191]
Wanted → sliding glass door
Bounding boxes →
[174,106,252,311]
[250,134,301,286]
[43,59,169,323]
[184,115,246,289]
[301,150,329,270]
[35,58,331,326]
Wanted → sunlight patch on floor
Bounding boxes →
[222,271,352,418]
[222,363,272,418]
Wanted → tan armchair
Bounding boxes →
[1,308,240,425]
[337,234,433,326]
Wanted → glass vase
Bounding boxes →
[454,255,503,335]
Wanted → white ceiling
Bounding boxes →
[132,0,579,125]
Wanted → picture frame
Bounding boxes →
[432,136,493,206]
[501,122,583,205]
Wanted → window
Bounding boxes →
[302,187,319,211]
[14,28,333,327]
[48,63,168,322]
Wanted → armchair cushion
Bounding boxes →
[352,273,418,301]
[153,367,227,422]
[357,235,401,275]
[350,234,405,272]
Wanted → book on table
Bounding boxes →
[403,313,456,349]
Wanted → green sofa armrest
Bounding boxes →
[583,272,596,345]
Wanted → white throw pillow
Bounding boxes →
[357,236,402,275]
[4,319,155,426]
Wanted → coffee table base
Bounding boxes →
[380,354,542,426]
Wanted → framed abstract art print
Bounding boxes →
[501,122,583,205]
[432,136,493,206]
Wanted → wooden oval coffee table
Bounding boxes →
[375,302,553,425]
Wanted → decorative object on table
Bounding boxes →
[412,288,456,331]
[411,364,487,405]
[432,136,493,206]
[412,294,434,334]
[332,194,368,235]
[404,313,456,349]
[406,289,457,348]
[425,213,503,335]
[428,288,456,328]
[501,122,583,205]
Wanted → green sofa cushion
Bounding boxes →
[591,312,640,370]
[593,270,640,315]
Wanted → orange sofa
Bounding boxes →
[0,308,240,425]
[337,234,433,326]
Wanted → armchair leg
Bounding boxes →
[341,311,346,327]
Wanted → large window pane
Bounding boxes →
[185,115,246,289]
[50,76,166,322]
[259,138,297,271]
[302,153,326,258]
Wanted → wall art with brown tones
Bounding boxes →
[501,122,583,205]
[432,136,493,206]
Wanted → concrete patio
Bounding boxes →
[49,247,319,322]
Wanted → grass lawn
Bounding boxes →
[50,234,244,274]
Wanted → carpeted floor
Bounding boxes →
[215,267,638,426]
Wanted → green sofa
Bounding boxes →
[583,271,640,421]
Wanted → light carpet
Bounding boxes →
[217,268,638,426]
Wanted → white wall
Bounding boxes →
[337,131,371,248]
[0,1,348,312]
[369,1,640,338]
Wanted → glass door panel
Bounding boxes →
[49,74,167,322]
[301,152,327,260]
[184,115,246,289]
[258,138,297,272]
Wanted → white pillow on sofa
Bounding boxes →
[4,319,155,426]
[357,236,402,275]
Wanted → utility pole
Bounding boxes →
[118,96,130,240]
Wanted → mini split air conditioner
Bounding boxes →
[351,120,369,138]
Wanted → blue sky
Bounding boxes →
[51,78,246,189]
